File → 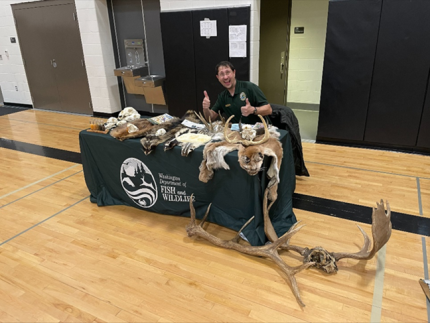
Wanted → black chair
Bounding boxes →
[268,104,310,177]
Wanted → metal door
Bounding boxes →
[13,0,92,114]
[258,0,291,105]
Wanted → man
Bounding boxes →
[202,61,272,124]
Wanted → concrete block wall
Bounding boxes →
[74,0,121,114]
[0,0,31,105]
[159,0,261,84]
[0,0,121,114]
[287,0,329,105]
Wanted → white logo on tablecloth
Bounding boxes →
[120,158,157,208]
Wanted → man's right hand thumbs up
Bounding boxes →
[202,90,210,110]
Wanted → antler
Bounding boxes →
[186,194,314,307]
[275,200,392,273]
[218,111,226,125]
[224,115,270,146]
[194,111,213,132]
[332,200,392,261]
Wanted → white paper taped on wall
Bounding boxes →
[229,41,247,58]
[200,19,217,38]
[229,25,247,41]
[229,25,247,57]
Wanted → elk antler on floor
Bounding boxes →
[186,195,314,307]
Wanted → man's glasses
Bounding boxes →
[218,70,232,78]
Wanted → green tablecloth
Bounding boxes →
[79,129,297,246]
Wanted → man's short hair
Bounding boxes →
[215,61,235,75]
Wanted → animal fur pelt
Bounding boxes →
[109,118,154,141]
[140,110,204,154]
[164,127,199,154]
[164,112,225,154]
[199,127,283,201]
[140,118,185,155]
[177,129,205,156]
[110,110,201,142]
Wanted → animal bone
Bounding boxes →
[194,111,213,132]
[118,107,139,120]
[265,199,392,274]
[155,128,166,136]
[224,115,270,146]
[186,194,314,307]
[127,123,139,133]
[241,125,256,141]
[194,111,226,136]
[187,194,392,305]
[331,200,392,261]
[123,113,141,122]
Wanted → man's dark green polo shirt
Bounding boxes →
[211,80,269,124]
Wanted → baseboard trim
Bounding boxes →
[316,137,430,156]
[92,111,120,118]
[92,110,161,118]
[3,102,33,109]
[287,102,319,111]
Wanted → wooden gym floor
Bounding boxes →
[0,106,430,322]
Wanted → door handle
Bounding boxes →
[51,59,57,68]
[280,51,285,77]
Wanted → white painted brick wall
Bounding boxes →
[66,0,121,114]
[287,0,329,104]
[160,0,261,84]
[0,1,26,105]
[0,0,120,114]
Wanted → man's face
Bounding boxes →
[216,65,236,90]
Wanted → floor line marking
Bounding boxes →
[0,170,83,209]
[417,177,423,216]
[0,165,80,200]
[421,237,430,321]
[0,195,89,247]
[307,160,430,180]
[370,244,386,323]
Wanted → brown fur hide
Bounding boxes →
[139,110,205,154]
[109,119,154,141]
[110,110,202,142]
[199,129,283,201]
[140,118,185,154]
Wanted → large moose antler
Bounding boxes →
[272,200,392,274]
[186,195,315,307]
[186,191,392,305]
[332,200,392,260]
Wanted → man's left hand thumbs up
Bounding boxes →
[241,98,254,117]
